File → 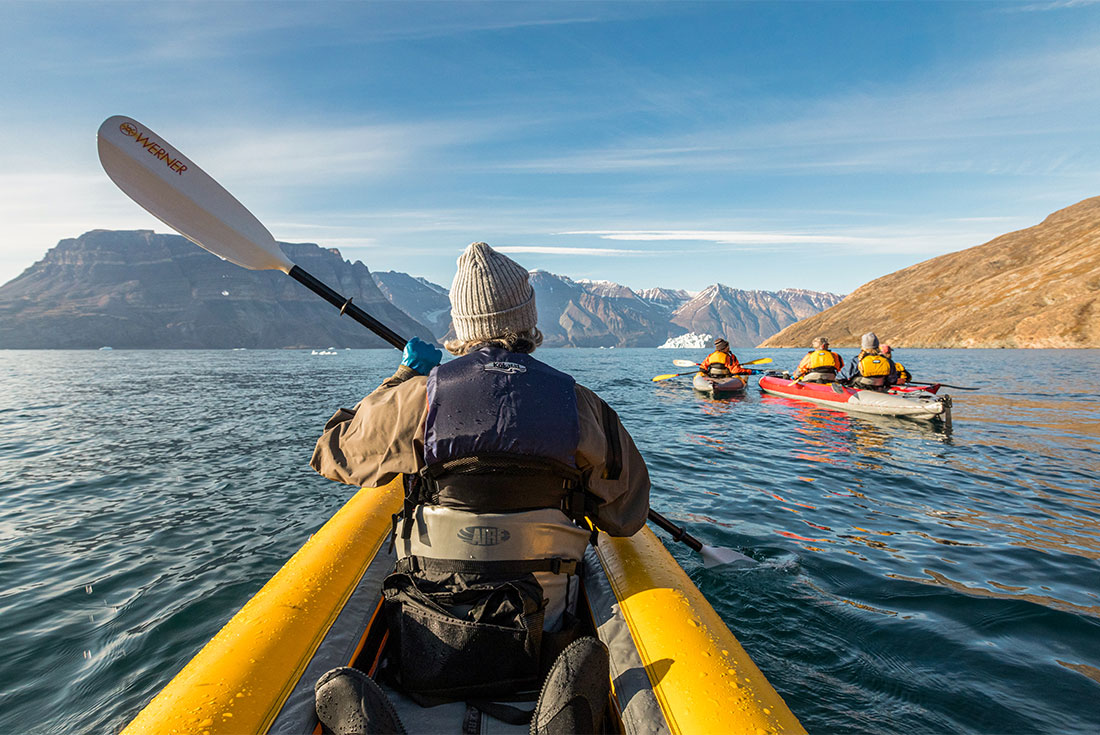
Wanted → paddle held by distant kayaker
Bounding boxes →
[839,332,898,390]
[880,344,911,384]
[309,241,651,734]
[701,338,752,377]
[794,336,844,382]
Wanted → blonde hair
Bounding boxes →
[444,327,544,356]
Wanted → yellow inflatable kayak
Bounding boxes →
[121,476,804,735]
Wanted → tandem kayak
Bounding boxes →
[692,373,747,396]
[122,476,804,735]
[759,375,952,424]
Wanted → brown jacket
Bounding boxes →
[311,366,650,537]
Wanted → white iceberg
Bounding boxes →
[658,332,713,349]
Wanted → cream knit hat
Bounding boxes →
[449,242,538,342]
[861,332,880,350]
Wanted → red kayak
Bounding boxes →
[759,375,951,424]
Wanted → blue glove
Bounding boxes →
[401,337,442,375]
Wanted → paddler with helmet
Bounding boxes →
[701,337,753,377]
[308,242,651,734]
[793,336,844,382]
[880,344,911,384]
[838,331,897,391]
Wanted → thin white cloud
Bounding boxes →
[495,245,647,256]
[565,229,875,246]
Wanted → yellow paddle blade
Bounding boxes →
[743,357,772,366]
[652,371,694,382]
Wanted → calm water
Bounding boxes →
[1,348,1098,734]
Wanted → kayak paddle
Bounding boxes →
[647,509,755,568]
[96,115,406,350]
[99,115,746,571]
[907,380,979,391]
[673,357,772,368]
[652,370,699,382]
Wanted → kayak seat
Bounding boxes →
[799,370,836,383]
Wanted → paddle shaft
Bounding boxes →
[288,266,406,350]
[647,509,704,553]
[907,380,978,391]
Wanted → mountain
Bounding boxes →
[528,271,682,347]
[0,230,434,349]
[671,285,845,347]
[761,196,1100,348]
[371,270,451,339]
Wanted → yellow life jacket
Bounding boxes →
[858,353,892,377]
[703,350,734,376]
[804,349,840,371]
[894,361,910,383]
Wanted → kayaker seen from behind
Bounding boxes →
[700,338,752,377]
[838,331,897,391]
[793,336,844,382]
[309,242,651,734]
[880,344,911,384]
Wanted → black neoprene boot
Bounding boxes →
[314,667,407,735]
[530,636,610,735]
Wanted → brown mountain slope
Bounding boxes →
[760,196,1100,348]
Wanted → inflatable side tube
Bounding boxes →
[589,526,805,735]
[122,478,404,735]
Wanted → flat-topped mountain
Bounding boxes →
[0,230,845,349]
[761,196,1100,348]
[0,230,434,349]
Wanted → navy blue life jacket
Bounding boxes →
[383,346,594,698]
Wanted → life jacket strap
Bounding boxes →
[394,555,579,577]
[416,453,600,528]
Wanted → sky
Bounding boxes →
[2,1,1100,295]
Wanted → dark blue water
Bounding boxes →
[1,348,1098,734]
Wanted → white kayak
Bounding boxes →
[693,373,747,396]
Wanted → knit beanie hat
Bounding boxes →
[450,242,538,342]
[861,332,880,350]
[714,338,729,351]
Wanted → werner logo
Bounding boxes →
[119,121,188,176]
[484,361,527,375]
[458,526,511,546]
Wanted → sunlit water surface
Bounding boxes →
[1,348,1098,734]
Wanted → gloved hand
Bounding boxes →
[401,337,442,375]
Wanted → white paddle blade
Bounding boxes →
[700,545,756,569]
[97,116,293,273]
[673,359,699,367]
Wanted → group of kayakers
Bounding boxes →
[700,333,911,390]
[792,332,911,389]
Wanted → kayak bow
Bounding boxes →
[122,476,804,735]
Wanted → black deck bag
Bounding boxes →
[382,567,546,701]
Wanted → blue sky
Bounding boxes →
[2,1,1100,294]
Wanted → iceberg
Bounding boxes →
[658,333,713,349]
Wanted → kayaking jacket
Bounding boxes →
[311,347,650,700]
[839,350,897,389]
[701,349,749,377]
[795,349,843,381]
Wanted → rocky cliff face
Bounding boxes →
[671,285,845,347]
[529,271,681,347]
[761,196,1100,348]
[0,230,434,348]
[371,271,452,340]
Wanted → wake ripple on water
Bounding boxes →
[0,348,1098,734]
